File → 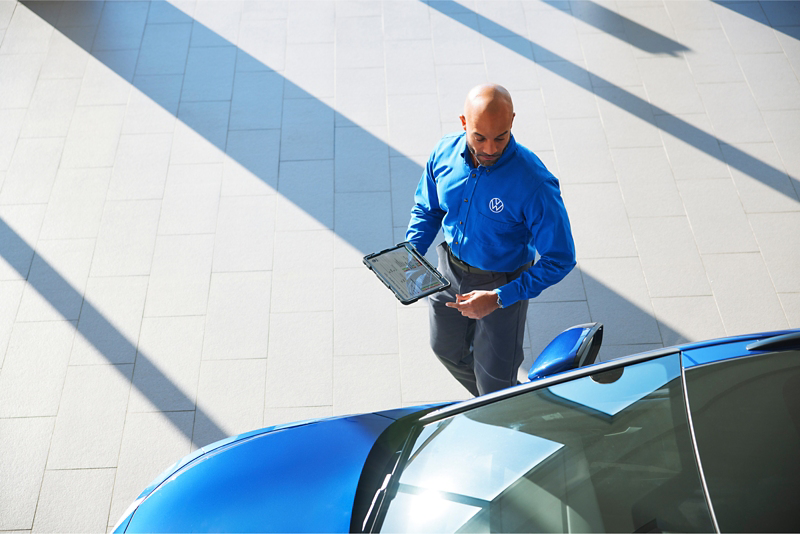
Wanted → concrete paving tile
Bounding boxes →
[77,49,137,106]
[0,280,24,368]
[271,230,333,313]
[0,320,75,417]
[56,0,104,28]
[383,0,431,41]
[0,109,25,171]
[16,238,95,322]
[749,213,800,293]
[20,78,81,138]
[436,63,489,125]
[91,200,161,277]
[194,359,267,446]
[526,7,584,63]
[697,82,771,144]
[230,71,283,130]
[236,18,286,72]
[665,1,722,31]
[738,53,800,111]
[535,263,587,303]
[560,183,638,259]
[630,217,711,298]
[62,105,126,168]
[762,110,800,186]
[0,137,64,205]
[202,271,271,360]
[135,22,192,76]
[0,204,46,281]
[0,54,45,109]
[397,305,470,404]
[430,10,482,65]
[390,155,425,228]
[611,147,684,218]
[511,90,553,153]
[676,28,743,84]
[526,300,593,368]
[284,42,334,99]
[108,133,172,200]
[474,0,528,37]
[40,168,110,240]
[190,1,242,47]
[638,56,705,115]
[550,117,616,184]
[594,85,662,149]
[617,3,682,58]
[263,406,333,427]
[0,2,53,54]
[713,1,782,54]
[580,32,641,88]
[213,195,276,272]
[761,1,800,26]
[0,0,15,29]
[334,268,398,356]
[596,343,663,363]
[92,0,148,51]
[40,28,92,80]
[47,364,133,469]
[287,0,334,44]
[0,417,55,530]
[480,36,539,93]
[655,112,730,181]
[335,16,384,69]
[128,315,205,412]
[335,67,387,127]
[568,0,625,35]
[32,468,115,533]
[121,75,181,135]
[275,159,333,231]
[537,60,599,119]
[722,142,800,213]
[779,293,800,328]
[280,97,334,160]
[181,46,236,102]
[158,164,222,235]
[385,40,437,96]
[333,192,393,268]
[240,0,286,21]
[702,252,788,335]
[109,411,194,525]
[651,296,726,346]
[224,129,280,195]
[777,26,800,76]
[581,259,663,345]
[172,100,229,164]
[145,234,214,317]
[333,353,402,415]
[264,311,332,407]
[334,126,390,193]
[387,94,443,158]
[70,276,148,366]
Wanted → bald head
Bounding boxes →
[460,84,515,167]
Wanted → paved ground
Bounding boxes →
[0,0,798,530]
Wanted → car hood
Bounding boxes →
[122,413,398,533]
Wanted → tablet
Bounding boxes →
[363,242,451,305]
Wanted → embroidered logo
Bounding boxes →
[489,198,504,214]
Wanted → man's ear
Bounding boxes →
[459,115,467,131]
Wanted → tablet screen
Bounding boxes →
[364,243,450,304]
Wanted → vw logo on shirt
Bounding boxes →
[489,198,504,213]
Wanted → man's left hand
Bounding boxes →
[445,290,500,320]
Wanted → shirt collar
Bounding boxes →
[459,132,518,170]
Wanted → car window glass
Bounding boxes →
[685,351,800,533]
[378,354,715,533]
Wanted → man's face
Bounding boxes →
[460,108,515,167]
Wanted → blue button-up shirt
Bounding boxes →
[406,132,576,307]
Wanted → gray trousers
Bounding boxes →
[429,242,530,397]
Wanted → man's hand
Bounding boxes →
[446,290,500,320]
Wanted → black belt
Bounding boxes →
[444,243,499,275]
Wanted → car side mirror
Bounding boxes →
[528,323,604,381]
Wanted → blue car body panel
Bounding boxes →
[123,413,401,533]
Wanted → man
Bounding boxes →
[406,84,576,397]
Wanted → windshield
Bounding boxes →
[377,354,715,533]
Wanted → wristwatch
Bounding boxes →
[494,290,504,309]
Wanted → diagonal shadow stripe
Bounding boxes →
[428,0,800,204]
[0,218,228,447]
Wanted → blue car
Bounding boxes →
[114,324,800,533]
